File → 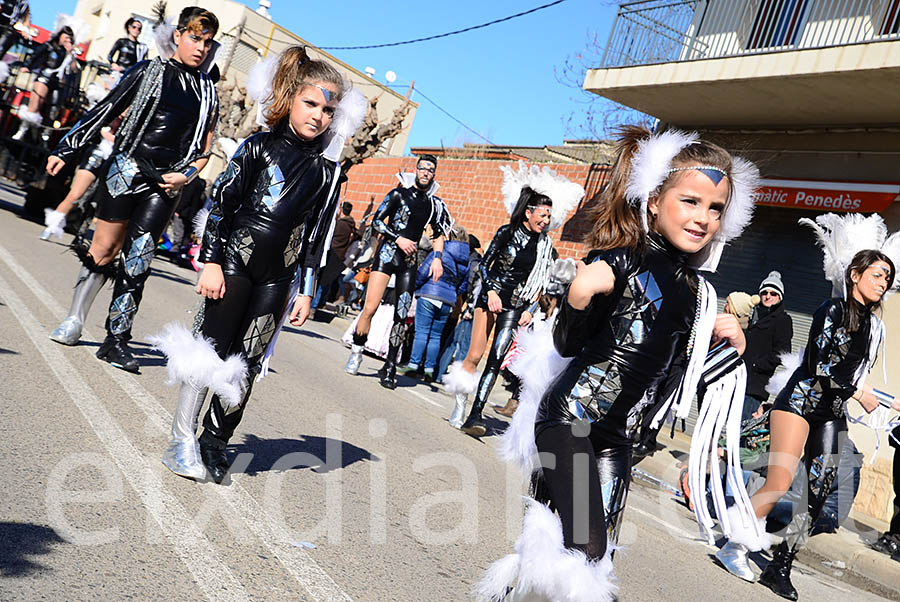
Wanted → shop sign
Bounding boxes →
[756,179,899,212]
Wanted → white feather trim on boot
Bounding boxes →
[148,322,248,408]
[475,500,617,602]
[18,108,43,125]
[443,361,478,395]
[43,209,67,239]
[499,321,573,475]
[725,505,771,552]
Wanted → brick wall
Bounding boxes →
[339,157,609,258]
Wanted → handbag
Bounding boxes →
[354,266,372,284]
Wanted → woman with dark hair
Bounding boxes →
[717,214,900,601]
[12,25,78,140]
[444,162,583,436]
[108,17,148,72]
[476,127,760,602]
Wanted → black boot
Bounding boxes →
[199,431,230,484]
[759,541,798,601]
[96,336,140,373]
[460,399,487,437]
[379,360,396,390]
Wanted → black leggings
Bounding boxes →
[783,418,846,550]
[472,307,522,409]
[199,274,291,445]
[534,422,632,560]
[104,190,177,339]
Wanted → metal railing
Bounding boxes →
[601,0,900,68]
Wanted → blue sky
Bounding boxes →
[35,1,618,153]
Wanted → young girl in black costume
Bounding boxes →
[108,17,148,73]
[46,7,220,372]
[477,127,760,602]
[716,213,900,600]
[13,24,78,140]
[444,162,582,436]
[152,46,366,484]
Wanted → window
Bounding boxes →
[881,0,900,35]
[746,0,810,50]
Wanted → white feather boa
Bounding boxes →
[500,317,573,475]
[500,160,585,231]
[148,322,248,408]
[475,499,617,602]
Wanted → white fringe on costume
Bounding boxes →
[148,322,248,408]
[500,319,573,475]
[43,209,67,240]
[443,361,479,396]
[475,499,617,602]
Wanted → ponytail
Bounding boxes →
[585,125,648,250]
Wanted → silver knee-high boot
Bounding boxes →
[449,394,467,428]
[50,267,108,345]
[162,380,209,480]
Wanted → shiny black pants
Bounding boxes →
[471,308,522,413]
[104,191,177,339]
[783,418,846,550]
[199,274,292,445]
[534,422,632,560]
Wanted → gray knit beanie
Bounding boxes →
[759,270,784,297]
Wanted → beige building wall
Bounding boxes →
[71,0,418,178]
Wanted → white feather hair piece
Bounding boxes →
[720,156,760,241]
[499,160,585,231]
[799,213,900,299]
[626,129,698,231]
[153,19,177,61]
[321,86,368,161]
[53,13,89,44]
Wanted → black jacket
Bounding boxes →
[743,302,793,399]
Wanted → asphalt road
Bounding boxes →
[0,198,892,601]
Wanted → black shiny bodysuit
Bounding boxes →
[107,37,146,71]
[771,297,873,552]
[27,41,68,87]
[52,58,218,342]
[198,124,342,446]
[535,232,699,561]
[355,184,451,367]
[469,223,549,414]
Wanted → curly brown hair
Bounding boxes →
[264,46,345,128]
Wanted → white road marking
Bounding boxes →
[404,387,445,409]
[0,269,249,602]
[0,245,353,601]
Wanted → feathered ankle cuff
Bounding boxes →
[148,322,248,408]
[725,505,771,552]
[475,500,617,602]
[443,361,479,395]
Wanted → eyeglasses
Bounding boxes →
[760,290,780,298]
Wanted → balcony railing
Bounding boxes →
[601,0,900,68]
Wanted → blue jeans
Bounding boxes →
[311,283,327,309]
[340,271,361,305]
[742,393,765,423]
[409,298,451,372]
[436,317,473,382]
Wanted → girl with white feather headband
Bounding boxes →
[150,46,367,484]
[715,213,900,600]
[475,126,761,602]
[444,161,584,436]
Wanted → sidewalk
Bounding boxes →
[636,429,900,599]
